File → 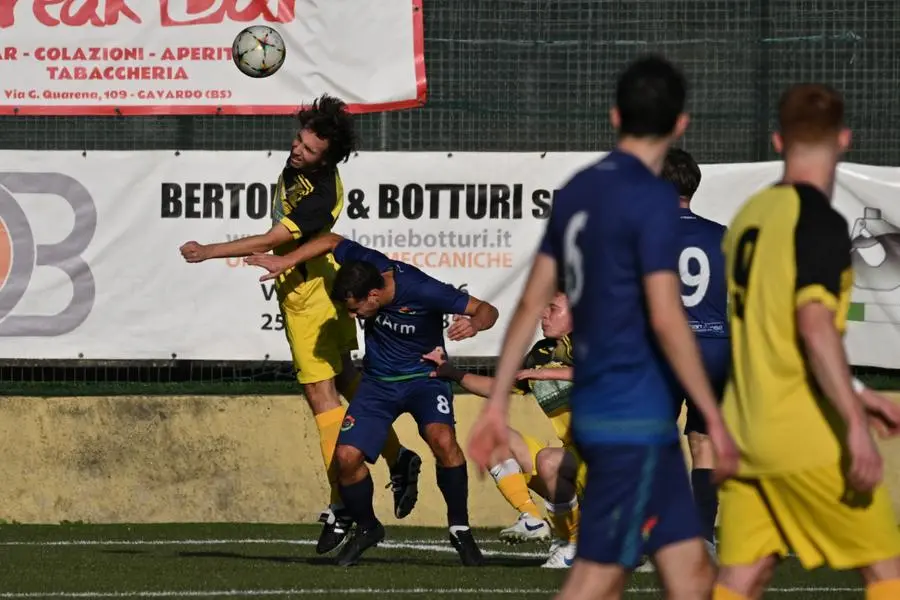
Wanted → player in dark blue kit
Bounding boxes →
[663,148,730,556]
[246,233,499,567]
[468,55,739,600]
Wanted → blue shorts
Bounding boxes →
[338,375,454,463]
[684,337,730,435]
[576,442,701,568]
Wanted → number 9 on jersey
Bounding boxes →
[679,246,710,307]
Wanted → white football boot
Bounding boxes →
[634,540,716,573]
[634,555,655,573]
[499,512,551,543]
[542,539,576,569]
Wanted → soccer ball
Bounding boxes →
[231,25,286,78]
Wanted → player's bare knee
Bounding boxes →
[653,539,716,599]
[687,432,714,469]
[859,555,900,585]
[303,378,342,414]
[536,448,563,480]
[334,444,366,481]
[423,424,464,467]
[718,557,778,599]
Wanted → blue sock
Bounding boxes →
[436,464,469,528]
[691,468,718,543]
[339,472,379,531]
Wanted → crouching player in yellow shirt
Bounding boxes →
[179,95,420,555]
[714,83,900,600]
[425,291,585,568]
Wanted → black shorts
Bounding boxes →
[683,337,730,435]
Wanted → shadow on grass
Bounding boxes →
[175,550,544,568]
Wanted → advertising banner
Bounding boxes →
[0,151,897,368]
[0,0,425,115]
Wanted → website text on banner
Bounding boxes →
[0,152,897,369]
[0,0,425,115]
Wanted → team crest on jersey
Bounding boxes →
[341,416,355,432]
[397,306,417,314]
[641,515,659,541]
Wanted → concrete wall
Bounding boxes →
[1,393,899,526]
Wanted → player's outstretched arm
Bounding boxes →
[467,253,557,473]
[422,347,495,397]
[245,232,345,281]
[797,302,882,491]
[516,366,573,382]
[180,224,292,263]
[446,297,499,341]
[644,271,739,481]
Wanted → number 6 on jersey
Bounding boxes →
[563,211,589,306]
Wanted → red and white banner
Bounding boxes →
[0,0,426,115]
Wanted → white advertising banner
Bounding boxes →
[0,151,898,368]
[0,0,425,115]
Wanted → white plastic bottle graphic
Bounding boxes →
[851,208,900,291]
[849,208,900,325]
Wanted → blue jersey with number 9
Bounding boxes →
[538,150,682,446]
[678,208,728,338]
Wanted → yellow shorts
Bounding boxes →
[519,434,587,499]
[520,433,547,482]
[718,464,900,570]
[278,275,358,385]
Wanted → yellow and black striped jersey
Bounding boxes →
[513,335,574,445]
[272,164,344,294]
[722,182,853,475]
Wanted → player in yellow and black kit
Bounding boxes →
[713,84,900,600]
[179,94,421,555]
[424,292,586,569]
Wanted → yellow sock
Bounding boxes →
[314,406,346,506]
[867,580,900,600]
[713,584,749,600]
[490,459,542,519]
[547,498,580,542]
[342,371,403,468]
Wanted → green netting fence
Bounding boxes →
[2,0,899,394]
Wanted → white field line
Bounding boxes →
[0,538,861,596]
[0,587,864,598]
[0,537,548,558]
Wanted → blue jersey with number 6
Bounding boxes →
[678,208,728,338]
[538,150,682,445]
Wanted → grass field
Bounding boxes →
[0,523,866,599]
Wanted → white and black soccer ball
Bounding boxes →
[232,25,286,78]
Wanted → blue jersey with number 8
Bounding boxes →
[333,239,470,381]
[538,150,682,445]
[678,208,728,338]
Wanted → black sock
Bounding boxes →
[339,473,379,531]
[436,464,469,528]
[691,468,718,543]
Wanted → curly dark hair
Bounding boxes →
[296,94,360,166]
